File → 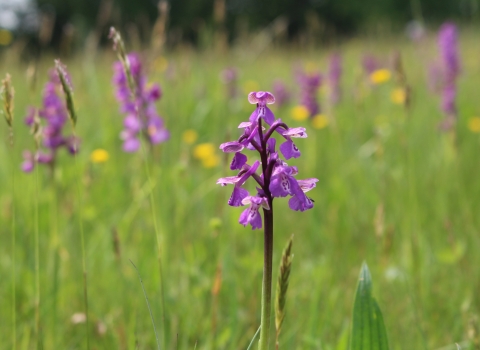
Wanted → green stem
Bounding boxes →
[258,206,274,350]
[34,156,40,349]
[140,142,166,350]
[72,132,90,350]
[10,129,16,350]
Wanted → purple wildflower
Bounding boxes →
[217,91,318,230]
[362,55,381,75]
[220,67,238,99]
[272,80,290,107]
[21,68,79,173]
[437,22,461,126]
[112,52,169,152]
[296,69,322,117]
[327,53,342,105]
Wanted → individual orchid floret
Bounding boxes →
[239,196,270,230]
[248,91,276,125]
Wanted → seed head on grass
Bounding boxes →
[55,60,77,127]
[1,73,14,128]
[275,235,294,347]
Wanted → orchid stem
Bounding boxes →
[258,206,274,350]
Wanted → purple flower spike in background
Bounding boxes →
[21,67,79,173]
[220,67,238,99]
[296,69,322,117]
[217,90,318,349]
[328,53,342,105]
[437,22,461,128]
[272,80,290,107]
[112,52,169,152]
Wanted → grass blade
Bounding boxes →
[130,260,161,350]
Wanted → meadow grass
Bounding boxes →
[1,28,480,349]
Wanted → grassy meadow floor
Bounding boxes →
[1,29,480,349]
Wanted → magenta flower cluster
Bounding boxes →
[113,52,169,152]
[438,22,460,119]
[217,91,318,230]
[22,68,79,172]
[296,70,322,118]
[327,53,342,105]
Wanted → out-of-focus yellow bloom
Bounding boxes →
[468,117,480,133]
[370,69,391,84]
[243,80,260,95]
[90,149,109,163]
[193,143,220,168]
[194,143,215,159]
[0,29,13,46]
[153,56,168,73]
[291,105,309,121]
[202,155,220,168]
[390,88,406,104]
[312,114,329,129]
[305,61,317,73]
[182,129,198,145]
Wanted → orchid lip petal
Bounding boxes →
[216,176,241,186]
[220,141,244,153]
[238,121,252,128]
[282,127,308,138]
[297,178,319,192]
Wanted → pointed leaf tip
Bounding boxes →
[350,262,389,350]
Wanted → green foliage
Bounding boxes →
[350,263,389,350]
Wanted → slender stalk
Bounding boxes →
[72,127,90,350]
[9,129,16,350]
[140,142,167,350]
[34,157,41,349]
[258,206,274,350]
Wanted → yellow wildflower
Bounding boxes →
[243,80,260,95]
[194,143,215,159]
[202,155,220,168]
[153,56,168,73]
[468,117,480,133]
[182,129,198,145]
[0,29,13,46]
[291,105,309,121]
[312,114,329,129]
[390,88,406,105]
[90,149,109,163]
[370,69,391,84]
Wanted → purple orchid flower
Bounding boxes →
[112,52,169,152]
[296,69,322,117]
[436,22,461,128]
[248,91,276,125]
[272,80,290,107]
[217,91,318,230]
[328,53,342,105]
[21,67,79,173]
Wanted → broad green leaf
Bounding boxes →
[350,262,389,350]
